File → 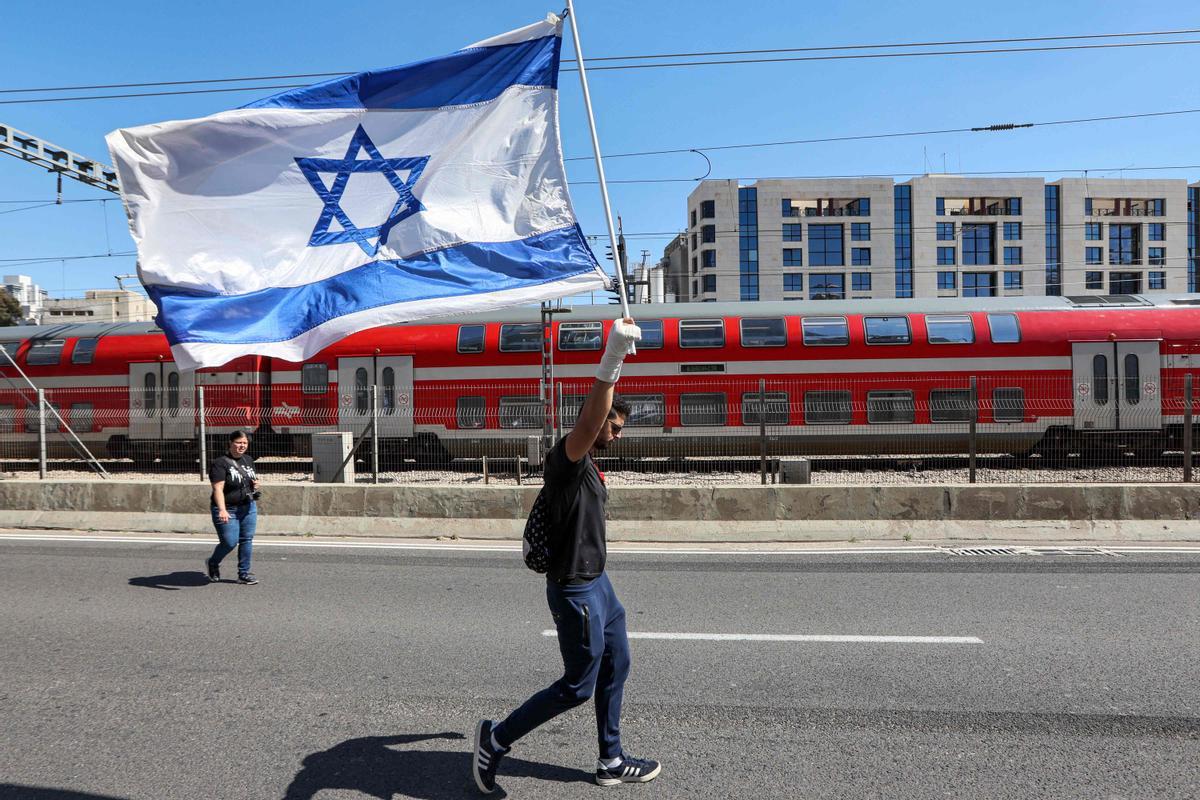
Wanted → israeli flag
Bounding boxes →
[107,14,608,370]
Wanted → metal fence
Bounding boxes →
[0,373,1196,485]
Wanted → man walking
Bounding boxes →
[473,317,660,792]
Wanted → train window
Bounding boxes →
[1124,354,1140,405]
[457,325,486,354]
[741,392,789,425]
[456,396,486,429]
[301,363,329,395]
[1093,355,1109,405]
[930,389,974,423]
[623,394,665,427]
[740,318,786,348]
[0,342,15,365]
[71,338,100,365]
[864,316,912,345]
[801,317,849,346]
[354,368,369,415]
[0,404,14,433]
[167,372,180,416]
[499,323,543,352]
[558,322,603,351]
[803,390,852,425]
[987,313,1021,344]
[143,373,157,416]
[26,339,66,366]
[680,393,727,426]
[679,319,725,348]
[926,315,975,345]
[499,396,541,428]
[867,391,915,424]
[382,367,396,415]
[636,320,664,349]
[26,402,61,432]
[993,388,1025,422]
[70,403,94,432]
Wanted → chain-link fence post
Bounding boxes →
[198,385,207,482]
[37,389,47,479]
[371,384,379,485]
[1185,373,1194,484]
[968,376,978,484]
[759,378,767,485]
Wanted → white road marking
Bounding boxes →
[540,630,983,644]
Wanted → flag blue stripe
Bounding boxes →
[243,35,560,111]
[146,226,600,345]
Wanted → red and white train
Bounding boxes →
[1,294,1198,463]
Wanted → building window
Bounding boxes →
[848,197,870,216]
[851,272,872,292]
[701,224,716,244]
[1006,197,1022,215]
[963,272,996,297]
[1085,271,1104,289]
[1086,247,1103,265]
[1003,246,1023,266]
[1109,272,1141,294]
[702,274,717,293]
[937,271,957,290]
[937,222,955,241]
[701,250,716,268]
[1003,222,1022,240]
[851,247,871,266]
[937,247,956,266]
[810,273,845,300]
[851,222,870,241]
[936,197,946,216]
[783,273,803,292]
[1149,247,1165,266]
[783,223,802,241]
[962,223,994,265]
[808,224,844,266]
[1109,224,1139,265]
[1045,184,1061,295]
[739,186,760,302]
[700,200,715,218]
[690,209,697,227]
[1004,271,1023,290]
[783,248,803,267]
[1085,222,1102,240]
[1149,198,1165,216]
[1084,197,1093,216]
[894,185,913,298]
[691,233,697,250]
[782,199,798,217]
[691,257,698,275]
[1149,271,1166,290]
[1148,223,1165,241]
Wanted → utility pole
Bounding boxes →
[616,215,630,304]
[0,122,120,198]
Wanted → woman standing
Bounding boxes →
[205,430,261,585]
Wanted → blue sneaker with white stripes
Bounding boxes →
[472,719,509,794]
[595,754,661,786]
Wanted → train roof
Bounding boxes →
[1,294,1197,342]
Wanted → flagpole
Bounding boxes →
[563,0,632,321]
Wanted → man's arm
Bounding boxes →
[563,317,640,463]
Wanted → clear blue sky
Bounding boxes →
[1,0,1198,299]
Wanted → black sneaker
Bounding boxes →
[472,719,508,793]
[595,755,661,786]
[238,573,258,585]
[205,560,220,583]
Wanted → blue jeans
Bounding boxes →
[494,573,630,759]
[209,502,257,577]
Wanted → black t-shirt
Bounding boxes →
[209,454,258,507]
[543,437,608,584]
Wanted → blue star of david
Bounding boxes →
[295,126,431,257]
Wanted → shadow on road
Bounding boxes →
[127,571,211,590]
[283,731,591,799]
[0,786,128,799]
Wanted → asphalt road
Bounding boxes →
[1,535,1198,800]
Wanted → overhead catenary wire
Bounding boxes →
[4,32,1200,104]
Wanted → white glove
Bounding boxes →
[596,318,641,383]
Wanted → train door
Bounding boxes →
[336,356,414,438]
[1071,341,1160,431]
[128,362,197,440]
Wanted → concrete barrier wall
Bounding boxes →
[2,480,1199,542]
